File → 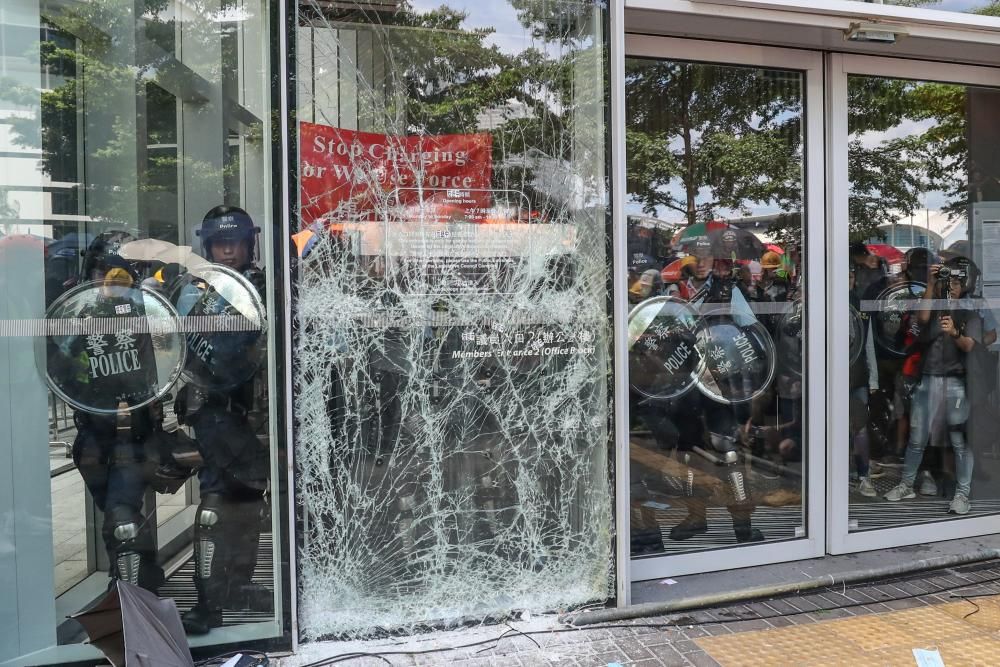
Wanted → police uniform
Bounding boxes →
[54,233,166,591]
[177,206,271,634]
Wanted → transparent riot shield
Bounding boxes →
[871,281,925,358]
[41,282,185,414]
[169,265,267,391]
[628,296,702,400]
[693,304,776,404]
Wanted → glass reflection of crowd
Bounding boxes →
[627,222,803,555]
[851,243,997,517]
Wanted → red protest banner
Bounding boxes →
[299,121,493,225]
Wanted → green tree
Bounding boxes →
[624,60,803,227]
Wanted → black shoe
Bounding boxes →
[182,605,223,635]
[229,582,273,612]
[138,562,165,594]
[669,516,708,541]
[735,527,765,543]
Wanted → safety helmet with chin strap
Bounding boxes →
[197,206,260,263]
[81,230,138,283]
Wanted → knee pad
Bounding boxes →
[194,494,226,580]
[103,505,143,585]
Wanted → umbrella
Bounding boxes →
[70,580,194,667]
[119,239,209,269]
[675,222,763,260]
[866,243,905,268]
[672,220,729,251]
[711,227,764,260]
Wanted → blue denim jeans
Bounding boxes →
[902,375,973,497]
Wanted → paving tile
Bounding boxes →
[790,594,825,611]
[722,619,772,633]
[881,597,928,610]
[591,651,628,665]
[681,651,721,667]
[825,614,919,651]
[614,638,656,661]
[679,627,708,640]
[642,628,686,645]
[645,642,687,666]
[697,624,858,667]
[811,608,855,620]
[671,640,700,654]
[760,598,802,616]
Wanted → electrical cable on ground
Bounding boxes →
[296,568,1000,666]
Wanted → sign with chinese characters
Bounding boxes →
[299,122,493,224]
[378,188,569,295]
[41,283,186,414]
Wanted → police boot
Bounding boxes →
[226,494,272,613]
[730,505,764,543]
[669,453,709,540]
[182,495,228,635]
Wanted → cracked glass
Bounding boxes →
[292,0,613,639]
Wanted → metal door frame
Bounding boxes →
[827,53,1000,554]
[616,34,828,585]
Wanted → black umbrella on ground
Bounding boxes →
[70,580,194,666]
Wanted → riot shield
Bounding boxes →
[42,282,185,414]
[628,296,702,400]
[693,305,776,404]
[871,281,925,358]
[169,265,267,391]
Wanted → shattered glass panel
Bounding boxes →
[292,1,612,639]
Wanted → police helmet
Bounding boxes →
[197,206,260,260]
[81,230,138,283]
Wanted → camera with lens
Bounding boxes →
[936,264,966,295]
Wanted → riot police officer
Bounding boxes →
[51,231,168,591]
[175,206,271,634]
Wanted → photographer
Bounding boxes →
[884,260,981,515]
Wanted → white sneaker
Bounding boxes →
[918,471,938,497]
[858,477,877,497]
[949,494,970,515]
[885,483,916,501]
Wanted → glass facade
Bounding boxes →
[1,0,287,663]
[847,75,1000,530]
[6,0,1000,663]
[291,0,613,639]
[624,58,808,556]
